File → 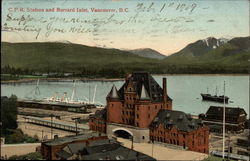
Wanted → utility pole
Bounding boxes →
[89,84,91,104]
[72,117,80,135]
[130,136,134,150]
[227,132,231,160]
[222,81,226,160]
[0,122,2,158]
[50,114,54,139]
[41,130,44,141]
[151,139,154,157]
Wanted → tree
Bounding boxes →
[1,95,18,133]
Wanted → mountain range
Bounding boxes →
[163,36,250,67]
[126,48,166,60]
[1,36,250,76]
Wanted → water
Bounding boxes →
[1,75,249,117]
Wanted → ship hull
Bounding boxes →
[201,94,229,103]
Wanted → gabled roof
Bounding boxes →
[206,106,247,116]
[117,72,172,102]
[150,109,204,132]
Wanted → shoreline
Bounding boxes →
[1,77,124,84]
[1,74,249,84]
[152,73,249,76]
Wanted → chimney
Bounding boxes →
[125,73,130,81]
[163,78,167,103]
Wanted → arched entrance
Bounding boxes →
[113,128,133,139]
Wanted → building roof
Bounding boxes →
[83,144,155,160]
[116,72,172,102]
[89,108,106,120]
[57,138,156,160]
[150,109,204,132]
[206,106,247,117]
[67,142,87,154]
[107,85,119,99]
[42,131,106,146]
[140,84,150,100]
[56,149,72,159]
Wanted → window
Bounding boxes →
[155,105,157,109]
[148,106,150,110]
[183,134,185,138]
[137,114,139,119]
[142,136,145,139]
[137,122,139,126]
[148,114,150,118]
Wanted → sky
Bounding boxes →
[1,0,249,55]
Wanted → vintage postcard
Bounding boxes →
[1,0,249,160]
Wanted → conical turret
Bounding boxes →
[108,85,119,99]
[140,84,150,100]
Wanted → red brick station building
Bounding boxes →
[89,72,209,154]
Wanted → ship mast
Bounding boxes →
[92,84,97,104]
[35,79,41,96]
[71,81,76,102]
[222,81,226,159]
